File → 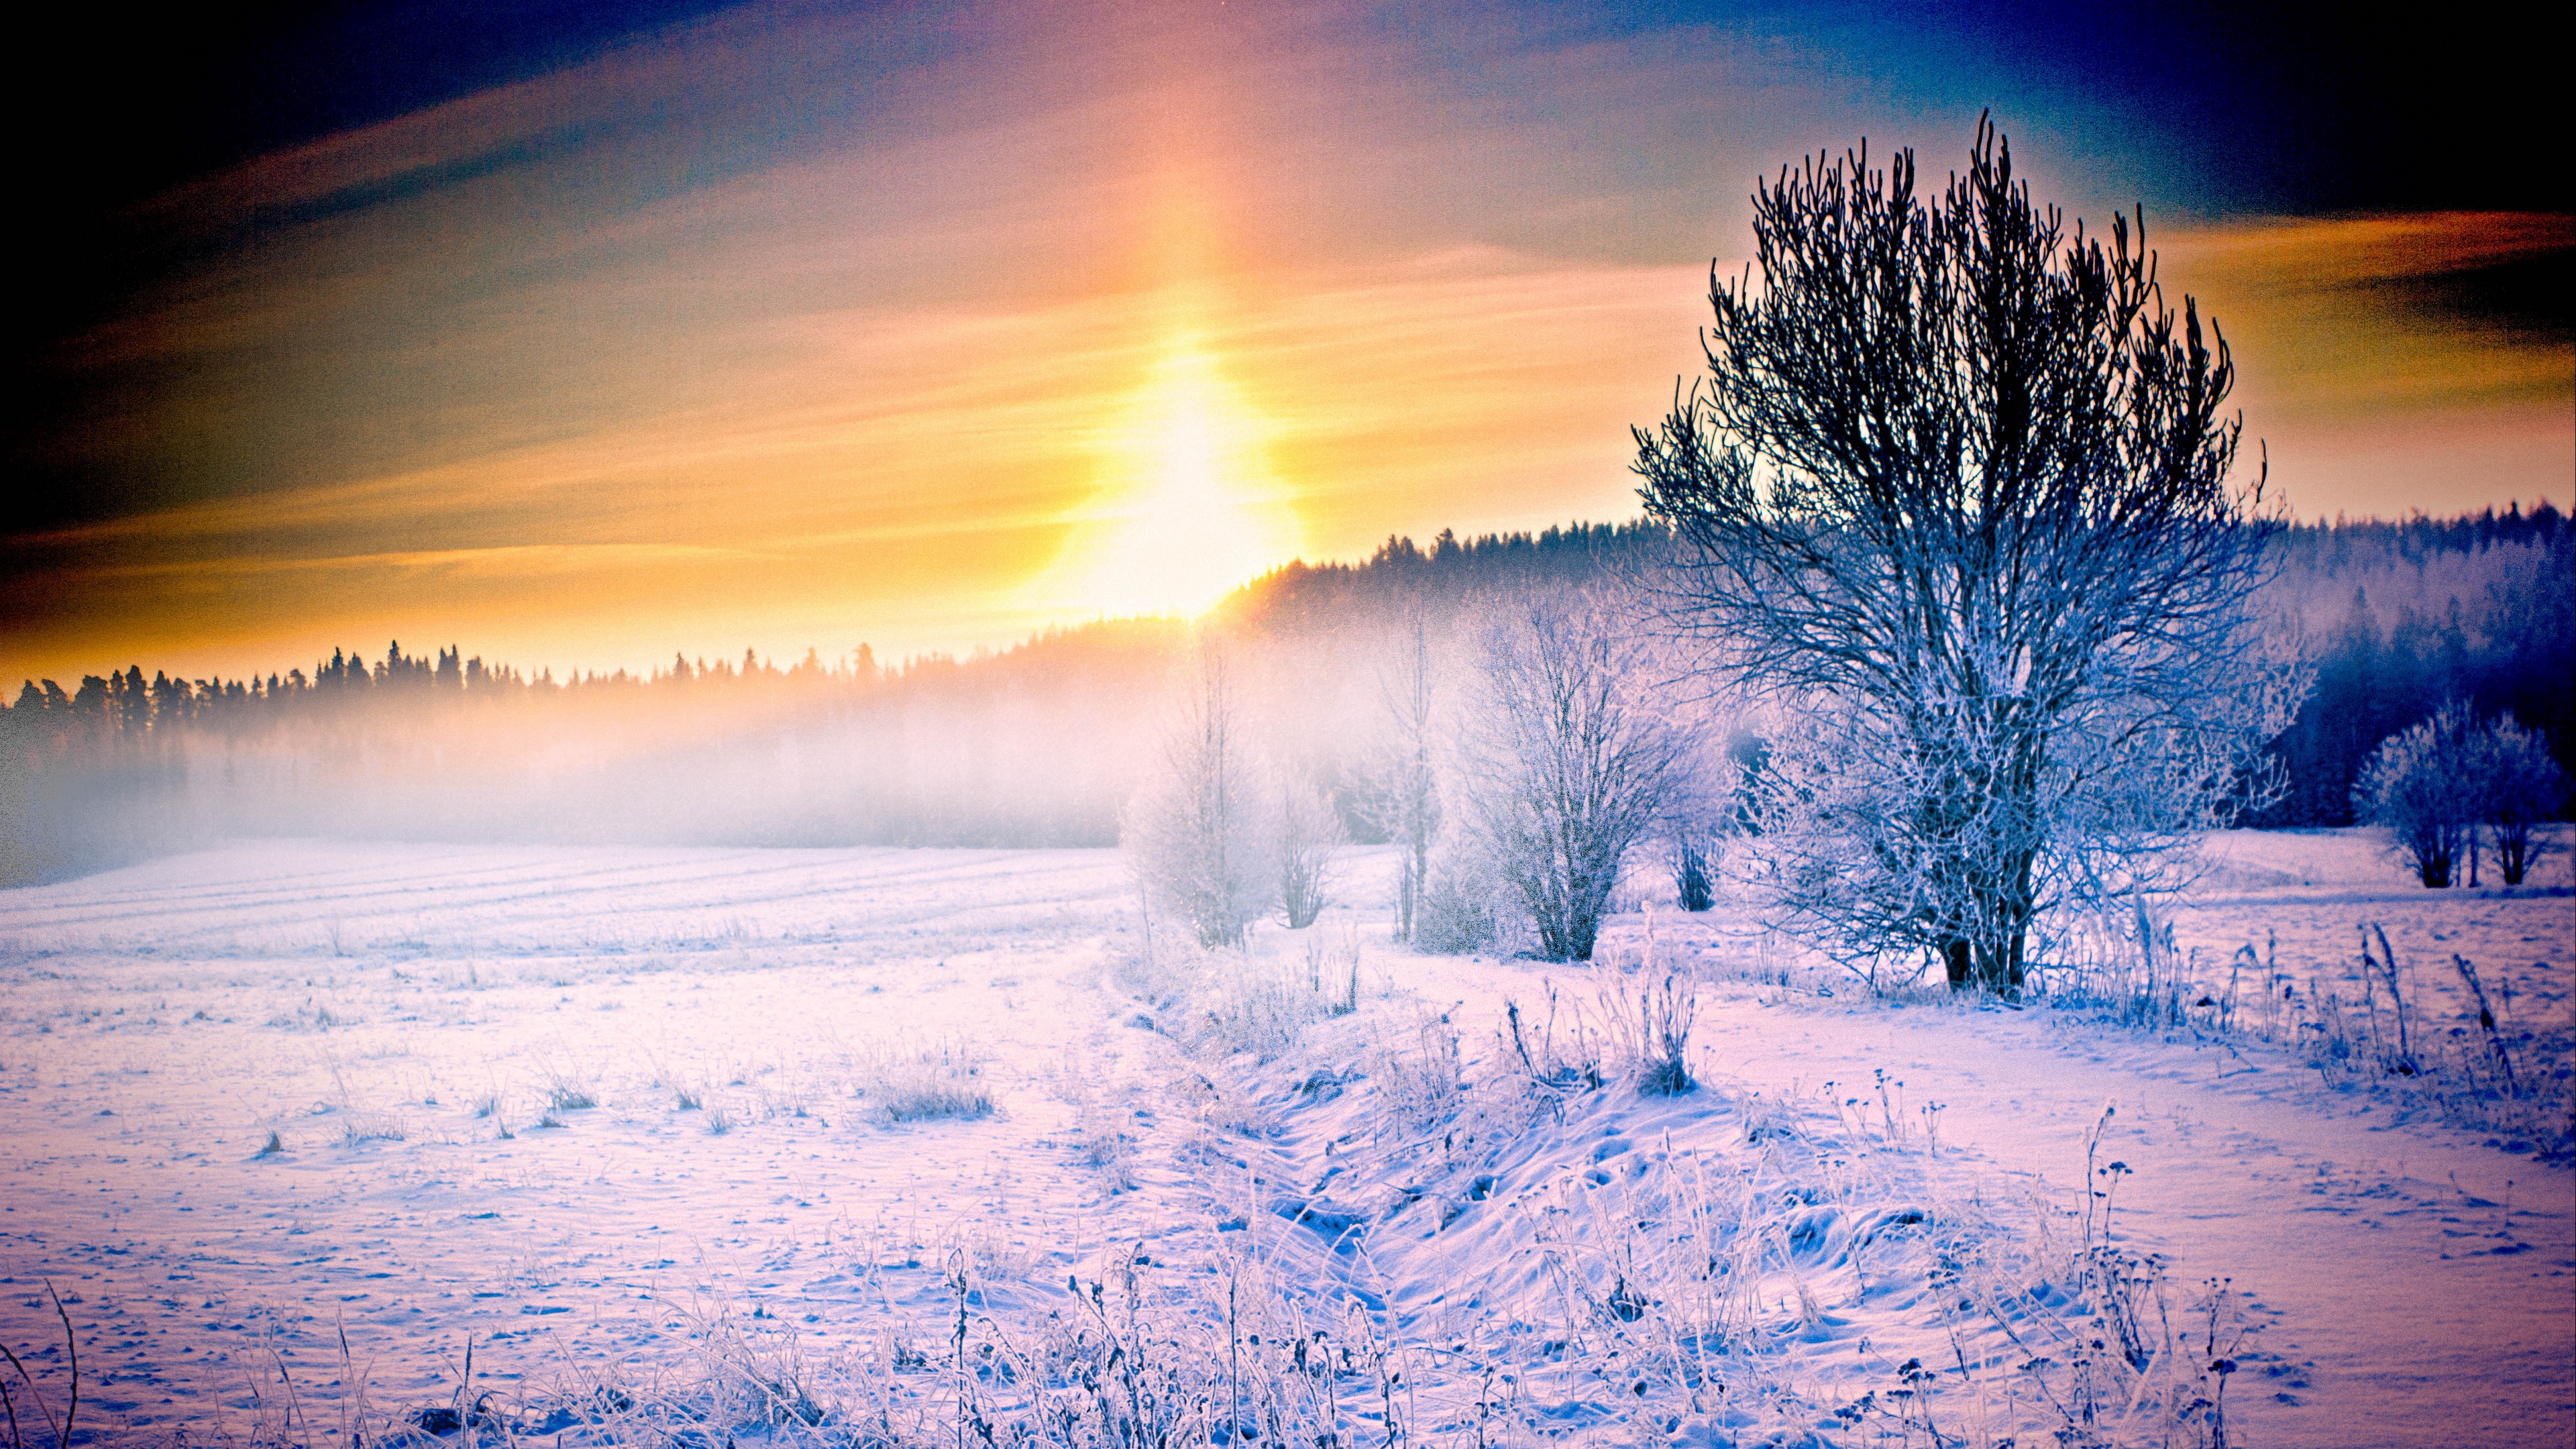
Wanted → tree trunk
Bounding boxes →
[2498,822,2530,885]
[1973,927,2027,1000]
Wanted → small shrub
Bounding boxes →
[1607,973,1697,1095]
[1071,1095,1137,1190]
[1277,773,1344,930]
[540,1067,597,1112]
[1672,835,1715,912]
[855,1037,994,1124]
[1303,927,1364,1018]
[647,1054,705,1111]
[1369,1012,1464,1133]
[1124,639,1277,948]
[1109,937,1197,1010]
[1199,953,1328,1062]
[342,1114,406,1144]
[1456,588,1693,961]
[1413,856,1503,955]
[1503,986,1605,1115]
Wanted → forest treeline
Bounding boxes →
[2,508,2567,885]
[2246,505,2572,826]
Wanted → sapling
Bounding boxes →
[1125,637,1277,949]
[1456,586,1695,961]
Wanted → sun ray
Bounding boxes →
[1031,329,1302,619]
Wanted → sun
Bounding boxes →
[1038,339,1302,619]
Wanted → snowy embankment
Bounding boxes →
[0,834,2567,1446]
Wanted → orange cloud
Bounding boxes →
[2154,213,2573,518]
[5,246,1712,686]
[9,1,2564,687]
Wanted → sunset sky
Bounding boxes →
[6,1,2567,687]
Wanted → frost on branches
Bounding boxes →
[1635,118,2308,996]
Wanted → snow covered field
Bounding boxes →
[0,832,2567,1446]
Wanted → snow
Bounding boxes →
[0,831,2568,1446]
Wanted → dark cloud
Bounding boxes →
[1579,1,2565,216]
[9,0,748,500]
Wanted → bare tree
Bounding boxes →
[1458,588,1693,962]
[1275,767,1344,928]
[1363,612,1443,941]
[1634,118,2302,996]
[1124,639,1275,947]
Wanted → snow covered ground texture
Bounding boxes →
[0,831,2567,1447]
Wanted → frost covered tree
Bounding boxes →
[1362,613,1443,941]
[1274,768,1344,929]
[2353,702,2479,888]
[2473,713,2565,887]
[1124,639,1275,947]
[1458,588,1693,962]
[1634,119,2302,996]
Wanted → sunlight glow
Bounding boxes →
[1037,335,1303,619]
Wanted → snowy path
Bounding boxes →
[1703,996,2575,1448]
[1334,890,2573,1449]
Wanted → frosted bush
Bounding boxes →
[2353,701,2478,887]
[851,1036,991,1124]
